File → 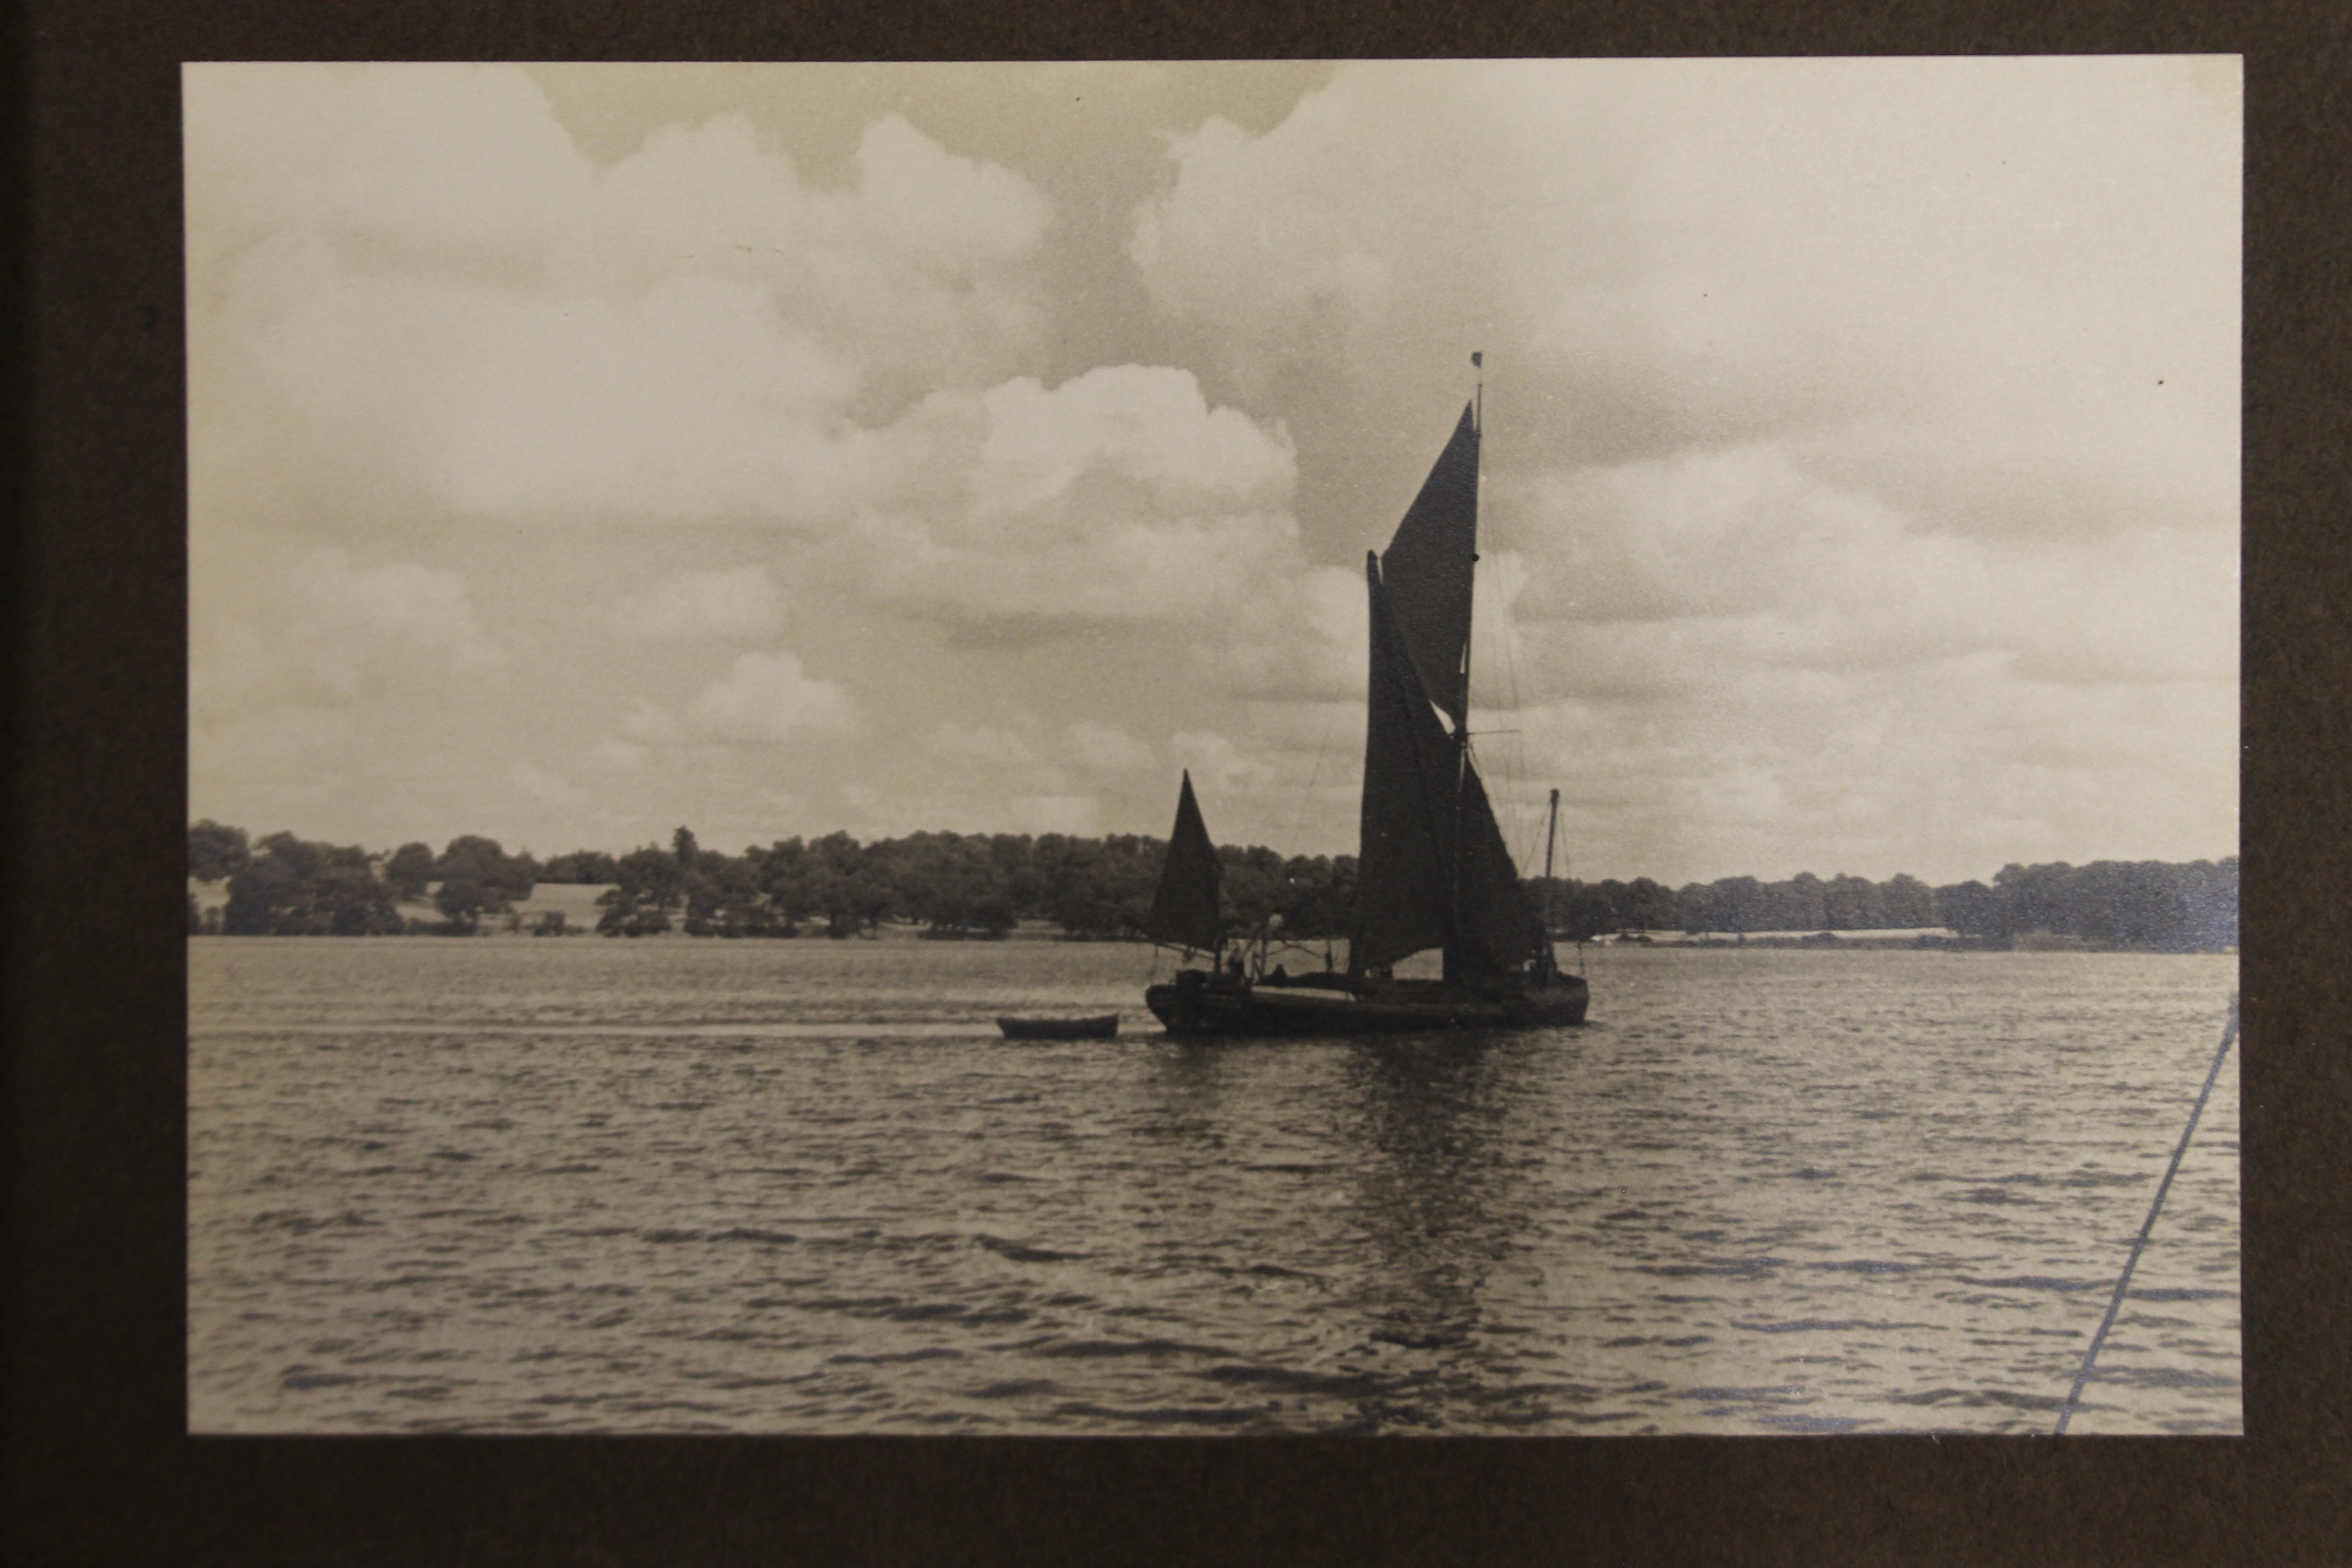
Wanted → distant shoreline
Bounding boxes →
[183,892,2235,957]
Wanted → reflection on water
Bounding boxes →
[1344,1041,1520,1375]
[189,939,2238,1434]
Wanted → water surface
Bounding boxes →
[189,939,2240,1435]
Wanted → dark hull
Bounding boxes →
[1145,972,1588,1038]
[997,1014,1120,1040]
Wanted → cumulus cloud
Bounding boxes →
[682,650,857,742]
[929,721,1037,767]
[590,735,652,771]
[1498,442,2235,696]
[1069,720,1154,773]
[1172,731,1279,796]
[189,617,274,726]
[191,68,1309,641]
[842,364,1300,629]
[1206,561,1368,703]
[508,759,597,814]
[1506,650,2239,884]
[1132,58,2237,540]
[615,565,787,640]
[1126,61,2236,669]
[282,546,505,696]
[614,696,685,745]
[1119,58,2236,876]
[190,67,1052,527]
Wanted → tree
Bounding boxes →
[1879,873,1937,928]
[1708,876,1768,935]
[1275,854,1354,939]
[1774,873,1827,932]
[1555,883,1616,943]
[1994,862,2072,937]
[882,832,1015,937]
[224,855,307,934]
[2177,858,2239,950]
[433,835,533,933]
[316,863,402,934]
[1935,880,2010,942]
[1618,878,1680,932]
[221,832,397,934]
[1041,834,1160,939]
[684,852,771,937]
[188,820,249,883]
[597,842,684,936]
[1218,844,1291,934]
[1822,874,1885,931]
[748,838,815,934]
[807,831,889,937]
[539,850,619,884]
[383,842,435,900]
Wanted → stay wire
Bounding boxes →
[1286,694,1343,861]
[2051,995,2240,1435]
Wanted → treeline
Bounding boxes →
[186,820,1355,942]
[189,822,536,935]
[1922,859,2238,951]
[1537,859,2237,952]
[188,820,2237,952]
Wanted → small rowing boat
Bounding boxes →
[996,1014,1120,1040]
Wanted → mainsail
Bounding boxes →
[1352,557,1461,971]
[1349,400,1538,981]
[1146,770,1223,952]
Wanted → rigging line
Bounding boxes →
[1285,693,1344,861]
[1492,504,1537,869]
[2051,995,2240,1436]
[1476,453,1537,870]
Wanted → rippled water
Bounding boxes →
[188,938,2239,1435]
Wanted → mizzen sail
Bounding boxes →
[1146,770,1223,952]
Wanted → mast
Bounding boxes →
[1472,349,1483,458]
[1460,351,1483,750]
[1451,353,1482,978]
[1541,787,1560,980]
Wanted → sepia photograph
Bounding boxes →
[184,58,2241,1436]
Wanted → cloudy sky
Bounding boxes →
[185,58,2239,886]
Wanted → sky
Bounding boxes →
[184,59,2240,887]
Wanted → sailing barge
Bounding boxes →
[1145,383,1589,1037]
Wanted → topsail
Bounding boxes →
[1376,402,1480,731]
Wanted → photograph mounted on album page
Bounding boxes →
[183,57,2241,1436]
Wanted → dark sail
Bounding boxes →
[1142,375,1589,1036]
[1379,402,1480,731]
[1351,556,1460,972]
[1449,757,1540,979]
[1146,771,1223,952]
